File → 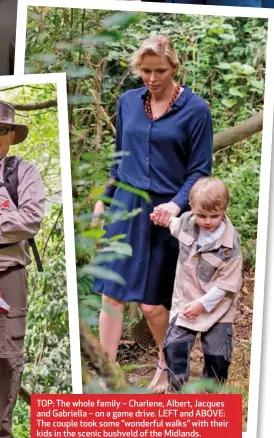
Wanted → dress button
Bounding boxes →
[146,157,149,161]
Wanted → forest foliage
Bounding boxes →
[25,8,267,329]
[0,84,71,437]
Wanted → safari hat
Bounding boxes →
[0,101,28,144]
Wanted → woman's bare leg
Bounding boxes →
[99,295,125,362]
[140,303,170,392]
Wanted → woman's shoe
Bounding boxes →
[148,363,169,394]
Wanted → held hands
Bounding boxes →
[150,202,181,227]
[182,300,205,320]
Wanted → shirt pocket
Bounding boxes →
[196,253,222,283]
[178,231,193,264]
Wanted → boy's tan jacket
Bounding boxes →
[0,157,45,271]
[169,212,243,332]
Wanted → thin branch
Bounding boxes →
[0,85,24,92]
[19,385,31,405]
[11,100,57,111]
[42,207,63,260]
[15,109,57,117]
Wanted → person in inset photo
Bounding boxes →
[0,101,45,437]
[0,0,18,76]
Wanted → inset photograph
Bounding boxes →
[0,73,79,438]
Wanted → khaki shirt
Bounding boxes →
[0,156,45,271]
[169,212,243,332]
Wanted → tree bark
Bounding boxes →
[213,111,263,151]
[19,385,31,405]
[12,100,57,111]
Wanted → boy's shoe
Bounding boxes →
[0,296,10,314]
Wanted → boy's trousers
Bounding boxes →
[164,316,233,391]
[0,266,27,438]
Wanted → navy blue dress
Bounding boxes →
[94,86,212,309]
[262,0,273,7]
[165,0,261,6]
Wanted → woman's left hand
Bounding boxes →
[150,202,181,227]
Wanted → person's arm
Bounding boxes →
[171,105,213,211]
[198,287,226,313]
[0,162,45,244]
[168,215,184,239]
[183,251,242,319]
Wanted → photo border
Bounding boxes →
[0,72,82,394]
[14,1,274,436]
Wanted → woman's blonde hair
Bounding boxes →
[130,35,180,75]
[189,178,230,212]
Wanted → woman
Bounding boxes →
[93,35,212,392]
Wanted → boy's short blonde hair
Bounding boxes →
[130,35,180,75]
[189,177,230,212]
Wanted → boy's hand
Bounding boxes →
[183,301,205,320]
[150,202,180,227]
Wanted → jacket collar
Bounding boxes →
[180,213,234,250]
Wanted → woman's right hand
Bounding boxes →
[92,200,105,227]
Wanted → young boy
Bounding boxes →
[150,177,242,390]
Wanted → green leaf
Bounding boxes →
[249,79,264,91]
[81,229,106,239]
[229,87,244,98]
[221,98,238,108]
[96,196,126,208]
[91,187,105,197]
[108,234,127,241]
[80,265,126,285]
[81,153,96,162]
[217,62,231,70]
[112,181,151,203]
[99,241,132,257]
[102,12,139,30]
[239,64,255,75]
[80,294,101,310]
